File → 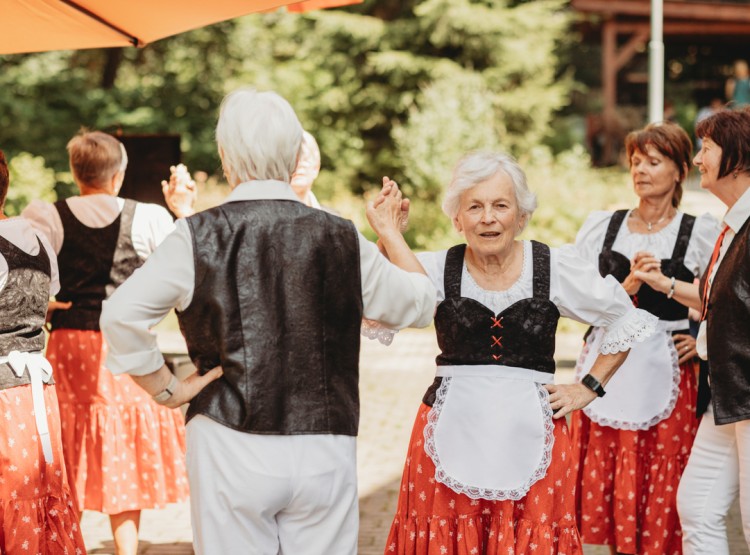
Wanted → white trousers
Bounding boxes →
[186,415,359,555]
[677,406,750,555]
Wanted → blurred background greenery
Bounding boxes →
[0,0,657,248]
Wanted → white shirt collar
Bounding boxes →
[223,180,301,204]
[723,186,750,233]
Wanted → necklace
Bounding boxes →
[630,209,672,231]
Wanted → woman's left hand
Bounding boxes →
[544,383,597,419]
[673,333,697,365]
[366,177,410,239]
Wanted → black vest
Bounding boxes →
[599,210,696,320]
[177,200,364,436]
[0,234,51,391]
[701,217,750,424]
[423,241,560,405]
[51,198,143,331]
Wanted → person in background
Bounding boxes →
[0,149,86,554]
[22,131,196,555]
[571,121,720,555]
[99,88,436,555]
[290,130,322,208]
[726,60,750,108]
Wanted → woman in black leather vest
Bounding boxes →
[570,122,720,555]
[369,151,656,555]
[0,150,86,553]
[670,108,750,555]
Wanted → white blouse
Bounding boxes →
[22,195,176,259]
[412,240,654,353]
[574,210,721,278]
[0,217,60,297]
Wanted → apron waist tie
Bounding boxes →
[0,351,54,464]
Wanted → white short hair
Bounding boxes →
[442,151,537,229]
[216,88,303,183]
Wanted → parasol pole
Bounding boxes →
[648,0,664,123]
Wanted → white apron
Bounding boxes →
[576,320,684,430]
[424,365,554,501]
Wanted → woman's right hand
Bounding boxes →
[46,300,72,324]
[622,251,661,295]
[162,164,197,218]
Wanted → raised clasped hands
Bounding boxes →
[623,251,662,295]
[161,163,197,218]
[366,176,410,239]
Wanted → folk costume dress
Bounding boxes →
[380,240,656,555]
[22,196,189,515]
[571,209,720,555]
[0,217,86,554]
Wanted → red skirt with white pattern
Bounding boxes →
[48,329,190,514]
[0,384,86,554]
[384,403,583,555]
[571,359,699,555]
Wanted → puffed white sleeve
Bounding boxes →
[359,239,438,345]
[574,210,613,265]
[101,219,195,376]
[551,245,657,354]
[21,200,64,254]
[131,203,177,258]
[684,212,722,277]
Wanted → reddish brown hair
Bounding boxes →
[625,122,693,208]
[0,150,8,211]
[695,108,750,179]
[67,130,124,188]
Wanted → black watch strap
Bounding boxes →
[582,373,606,397]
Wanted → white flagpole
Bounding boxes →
[648,0,665,123]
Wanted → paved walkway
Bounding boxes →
[81,328,747,554]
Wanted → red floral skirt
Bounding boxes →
[571,360,699,555]
[0,384,86,554]
[385,403,583,555]
[48,329,190,514]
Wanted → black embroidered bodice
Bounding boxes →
[423,241,561,405]
[599,210,696,321]
[51,198,143,331]
[0,233,51,391]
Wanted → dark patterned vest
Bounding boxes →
[0,233,51,391]
[177,200,364,436]
[423,241,560,405]
[50,198,143,331]
[701,217,750,424]
[599,210,696,321]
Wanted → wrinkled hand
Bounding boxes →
[544,382,598,419]
[162,164,197,218]
[159,366,223,409]
[673,333,697,365]
[46,300,72,324]
[623,251,661,295]
[366,177,410,238]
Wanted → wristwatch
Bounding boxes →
[153,373,179,404]
[581,374,606,397]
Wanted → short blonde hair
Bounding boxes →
[442,151,537,230]
[67,130,125,188]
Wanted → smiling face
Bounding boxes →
[453,171,524,258]
[693,136,724,193]
[629,144,681,202]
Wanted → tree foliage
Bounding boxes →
[0,0,576,248]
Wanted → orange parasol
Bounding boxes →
[0,0,361,55]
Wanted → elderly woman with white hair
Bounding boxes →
[368,151,657,555]
[99,88,436,554]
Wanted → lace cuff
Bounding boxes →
[599,308,658,354]
[360,319,398,346]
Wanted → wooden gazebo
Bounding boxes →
[572,0,750,163]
